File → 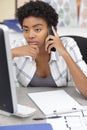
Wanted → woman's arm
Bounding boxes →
[62,50,87,98]
[45,26,87,98]
[11,45,39,60]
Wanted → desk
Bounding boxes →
[0,86,87,126]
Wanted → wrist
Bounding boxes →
[11,48,16,59]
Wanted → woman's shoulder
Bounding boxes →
[60,36,77,47]
[60,36,75,43]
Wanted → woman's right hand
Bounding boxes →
[11,44,39,60]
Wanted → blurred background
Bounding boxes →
[1,0,87,28]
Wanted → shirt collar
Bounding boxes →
[50,51,60,63]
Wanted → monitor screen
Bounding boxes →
[0,25,17,114]
[0,24,36,117]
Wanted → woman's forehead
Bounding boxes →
[23,16,48,28]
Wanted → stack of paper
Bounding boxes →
[28,90,87,130]
[28,90,80,115]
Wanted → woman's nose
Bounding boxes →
[28,30,35,39]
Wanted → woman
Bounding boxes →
[12,1,87,98]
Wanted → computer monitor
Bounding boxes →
[0,24,36,117]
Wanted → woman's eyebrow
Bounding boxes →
[22,25,28,28]
[32,24,43,28]
[22,24,43,29]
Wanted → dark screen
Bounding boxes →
[0,28,13,113]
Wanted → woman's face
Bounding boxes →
[22,16,48,50]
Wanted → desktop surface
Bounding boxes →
[0,86,87,126]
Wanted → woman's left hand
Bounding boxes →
[45,26,66,56]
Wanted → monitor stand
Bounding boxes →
[0,104,36,117]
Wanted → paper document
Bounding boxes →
[47,115,87,130]
[47,110,87,130]
[28,90,80,115]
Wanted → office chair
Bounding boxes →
[62,36,87,64]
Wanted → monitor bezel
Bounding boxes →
[0,24,17,114]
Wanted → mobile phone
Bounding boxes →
[48,27,56,52]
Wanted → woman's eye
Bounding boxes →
[35,28,41,32]
[22,29,29,33]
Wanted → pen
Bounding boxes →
[33,115,62,120]
[33,114,85,121]
[33,115,80,120]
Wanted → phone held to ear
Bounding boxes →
[48,27,56,52]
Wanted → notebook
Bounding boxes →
[28,90,81,115]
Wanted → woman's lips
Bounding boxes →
[28,41,37,45]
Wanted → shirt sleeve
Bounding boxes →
[62,37,87,85]
[10,38,27,49]
[11,38,27,87]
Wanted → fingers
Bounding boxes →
[52,26,60,40]
[46,26,58,42]
[12,45,39,60]
[45,26,61,53]
[52,26,58,37]
[29,45,39,54]
[45,30,56,53]
[45,39,54,53]
[27,45,39,60]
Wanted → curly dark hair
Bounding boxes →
[16,0,58,29]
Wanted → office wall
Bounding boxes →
[17,0,29,8]
[0,0,15,22]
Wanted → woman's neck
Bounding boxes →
[36,49,50,61]
[35,49,51,78]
